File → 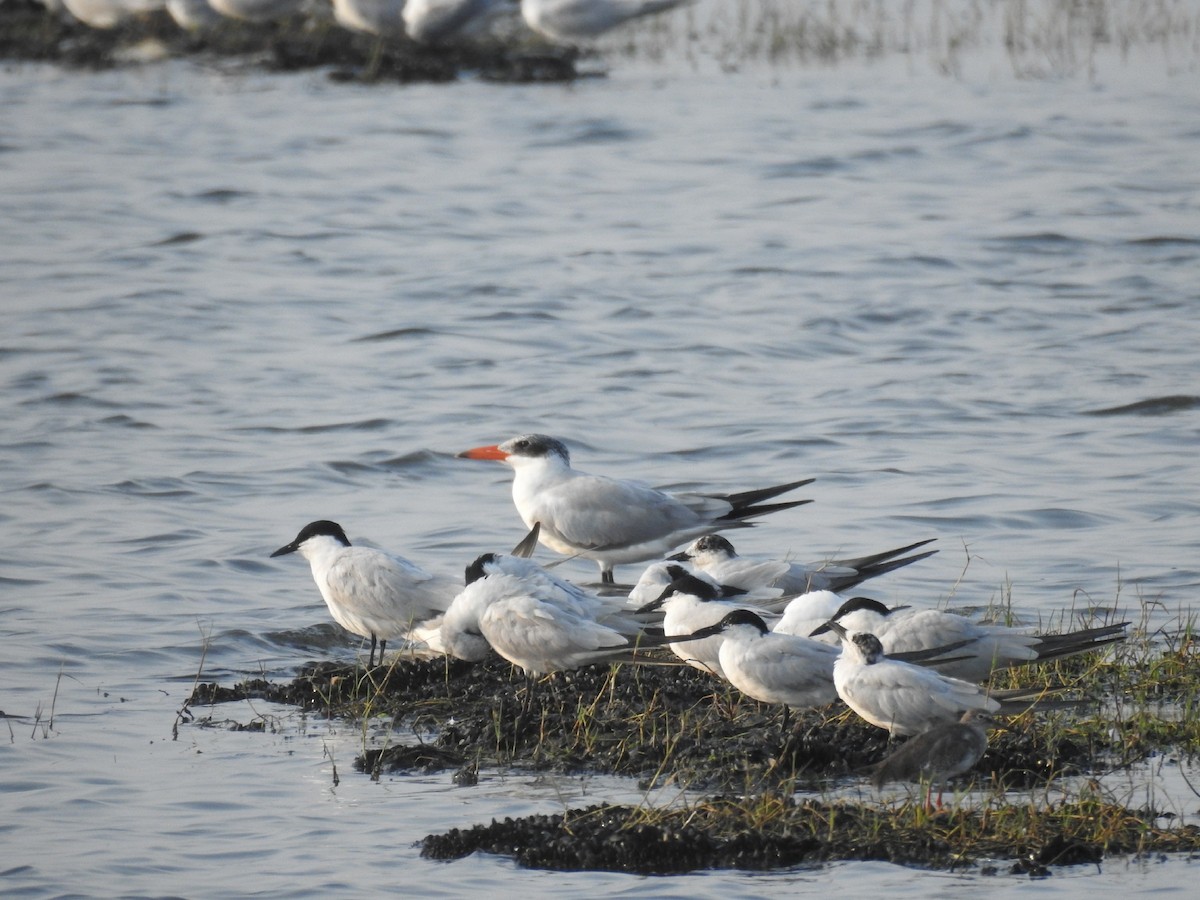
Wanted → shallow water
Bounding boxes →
[3,5,1200,896]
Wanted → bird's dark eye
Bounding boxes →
[515,440,529,450]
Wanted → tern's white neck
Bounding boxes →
[508,451,575,519]
[297,534,346,573]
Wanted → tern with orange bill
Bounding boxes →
[457,434,813,583]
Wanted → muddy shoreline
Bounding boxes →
[186,654,1097,789]
[182,641,1200,875]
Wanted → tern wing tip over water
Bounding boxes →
[716,497,814,525]
[716,477,817,510]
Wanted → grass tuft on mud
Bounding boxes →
[420,793,1200,875]
[184,612,1200,873]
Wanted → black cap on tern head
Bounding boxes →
[808,595,893,636]
[852,632,885,664]
[687,607,770,640]
[465,552,499,585]
[668,533,736,562]
[716,608,769,633]
[636,571,720,614]
[270,520,350,557]
[693,534,737,555]
[503,434,570,463]
[658,572,721,603]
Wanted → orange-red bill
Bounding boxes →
[457,444,508,460]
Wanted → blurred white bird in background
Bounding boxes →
[520,0,690,43]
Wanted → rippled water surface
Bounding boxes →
[3,11,1200,896]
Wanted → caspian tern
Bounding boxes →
[441,552,679,675]
[670,534,937,595]
[457,434,814,583]
[269,520,458,666]
[827,621,1002,737]
[521,0,691,42]
[811,596,1129,682]
[869,710,991,802]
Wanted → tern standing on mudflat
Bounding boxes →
[270,520,458,666]
[458,433,813,583]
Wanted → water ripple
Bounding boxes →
[1085,395,1200,417]
[353,328,440,343]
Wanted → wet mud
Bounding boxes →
[417,797,1156,875]
[185,653,1101,791]
[178,647,1200,875]
[0,1,580,83]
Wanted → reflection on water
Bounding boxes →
[1,14,1199,897]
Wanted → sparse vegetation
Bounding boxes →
[184,598,1200,874]
[419,790,1200,875]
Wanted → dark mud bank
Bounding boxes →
[185,635,1200,875]
[185,654,1096,789]
[419,797,1186,876]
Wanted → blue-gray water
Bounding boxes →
[2,10,1200,897]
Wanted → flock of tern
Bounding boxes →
[269,432,1128,793]
[35,0,694,45]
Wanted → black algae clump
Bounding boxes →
[420,798,1195,875]
[184,628,1200,874]
[420,804,753,874]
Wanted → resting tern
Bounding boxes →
[671,534,937,595]
[771,590,856,645]
[269,520,457,666]
[458,433,813,583]
[441,552,670,674]
[626,561,776,609]
[869,710,991,802]
[812,596,1129,682]
[686,607,983,714]
[689,609,842,710]
[521,0,691,42]
[636,572,785,678]
[827,621,1004,737]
